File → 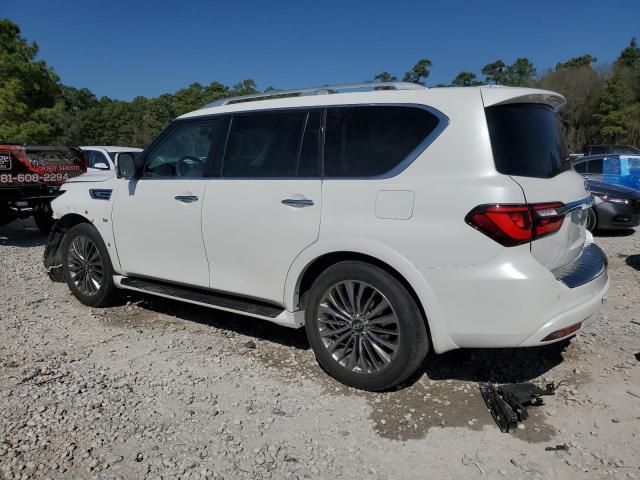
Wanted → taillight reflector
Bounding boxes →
[466,202,564,247]
[542,322,582,342]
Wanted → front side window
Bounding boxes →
[324,106,440,177]
[144,119,225,178]
[222,111,307,178]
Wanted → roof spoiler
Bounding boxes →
[480,86,566,112]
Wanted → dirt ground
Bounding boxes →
[1,219,639,480]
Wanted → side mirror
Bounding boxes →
[117,152,142,179]
[93,162,109,170]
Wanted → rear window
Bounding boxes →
[485,103,570,178]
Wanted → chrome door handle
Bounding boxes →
[281,198,314,207]
[175,195,199,203]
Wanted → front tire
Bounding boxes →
[61,223,118,307]
[305,261,429,391]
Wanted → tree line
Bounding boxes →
[1,18,639,152]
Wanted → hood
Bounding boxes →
[587,179,640,199]
[65,170,115,183]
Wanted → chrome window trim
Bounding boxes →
[134,103,449,182]
[557,196,594,215]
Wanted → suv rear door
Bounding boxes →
[201,109,322,304]
[483,94,591,271]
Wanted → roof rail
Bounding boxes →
[201,81,426,108]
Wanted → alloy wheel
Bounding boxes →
[67,235,103,296]
[317,280,400,374]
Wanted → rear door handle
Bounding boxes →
[175,195,199,203]
[281,198,314,207]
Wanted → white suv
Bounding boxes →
[44,82,609,391]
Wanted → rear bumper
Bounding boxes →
[422,242,609,351]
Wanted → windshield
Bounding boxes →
[485,103,570,178]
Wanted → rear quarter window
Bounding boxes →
[485,103,570,179]
[324,106,440,177]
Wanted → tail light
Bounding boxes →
[466,202,564,246]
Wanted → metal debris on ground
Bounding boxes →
[479,382,558,433]
[545,444,569,452]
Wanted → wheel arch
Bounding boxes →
[285,242,458,353]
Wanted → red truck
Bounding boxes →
[0,144,87,232]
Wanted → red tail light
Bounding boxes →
[466,202,564,247]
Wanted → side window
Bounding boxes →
[324,106,440,177]
[603,157,621,175]
[573,162,587,173]
[86,150,110,169]
[222,111,306,178]
[588,159,603,174]
[144,119,224,178]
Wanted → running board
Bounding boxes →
[115,276,303,328]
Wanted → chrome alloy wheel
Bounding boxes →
[317,281,400,374]
[67,235,103,296]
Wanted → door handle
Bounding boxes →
[175,195,199,203]
[281,198,314,207]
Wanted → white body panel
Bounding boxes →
[50,85,609,355]
[111,179,210,287]
[202,179,321,303]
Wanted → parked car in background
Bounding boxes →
[0,144,86,232]
[582,145,640,156]
[81,146,143,173]
[44,83,609,391]
[572,154,640,190]
[585,179,640,231]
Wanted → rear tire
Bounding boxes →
[586,207,598,232]
[61,223,119,307]
[305,261,429,391]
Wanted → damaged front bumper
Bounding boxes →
[43,220,67,282]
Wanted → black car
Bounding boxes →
[586,179,640,231]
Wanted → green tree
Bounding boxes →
[504,58,536,86]
[0,19,61,142]
[555,54,597,71]
[451,71,482,86]
[595,38,640,143]
[402,59,432,85]
[374,71,397,82]
[481,60,507,84]
[616,37,640,69]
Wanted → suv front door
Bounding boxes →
[112,119,225,287]
[202,110,322,304]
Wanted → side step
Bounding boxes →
[119,277,284,319]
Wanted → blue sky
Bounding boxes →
[2,0,639,100]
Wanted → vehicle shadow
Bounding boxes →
[626,254,640,271]
[121,291,310,350]
[594,228,636,237]
[0,219,47,247]
[402,340,571,387]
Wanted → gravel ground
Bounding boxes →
[1,219,639,480]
